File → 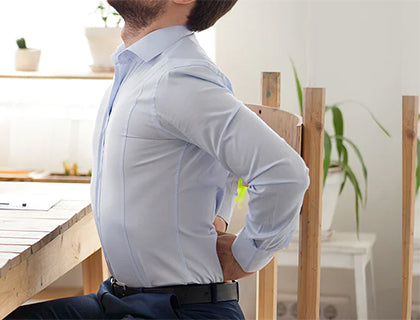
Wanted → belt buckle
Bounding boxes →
[111,276,127,297]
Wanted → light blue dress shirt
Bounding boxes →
[91,25,310,287]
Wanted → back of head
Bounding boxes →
[186,0,238,32]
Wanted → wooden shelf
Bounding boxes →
[0,171,91,184]
[0,70,114,80]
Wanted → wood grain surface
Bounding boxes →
[402,95,418,320]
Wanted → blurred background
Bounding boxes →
[1,0,419,319]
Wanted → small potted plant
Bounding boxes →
[15,38,41,72]
[85,1,122,72]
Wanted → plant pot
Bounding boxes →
[322,167,345,232]
[85,27,122,72]
[15,48,41,71]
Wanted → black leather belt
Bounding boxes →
[110,277,239,305]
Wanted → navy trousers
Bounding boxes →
[5,277,245,319]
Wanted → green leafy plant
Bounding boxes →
[235,62,390,237]
[16,38,27,49]
[96,1,121,28]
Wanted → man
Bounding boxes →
[6,0,309,319]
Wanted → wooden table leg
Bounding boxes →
[82,248,109,295]
[257,254,278,320]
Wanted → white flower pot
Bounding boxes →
[15,48,41,72]
[321,168,344,236]
[294,168,345,240]
[321,168,345,232]
[85,27,122,72]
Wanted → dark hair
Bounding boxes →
[186,0,237,32]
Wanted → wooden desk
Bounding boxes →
[0,182,106,318]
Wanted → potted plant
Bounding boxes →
[235,63,390,238]
[85,1,122,72]
[15,38,41,72]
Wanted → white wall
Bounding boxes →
[216,0,420,319]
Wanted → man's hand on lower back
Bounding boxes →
[216,231,255,281]
[213,216,227,232]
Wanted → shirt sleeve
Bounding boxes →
[215,171,239,225]
[154,64,310,273]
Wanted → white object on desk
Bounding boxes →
[278,232,376,320]
[0,194,60,211]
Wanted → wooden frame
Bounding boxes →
[247,72,325,320]
[402,95,418,320]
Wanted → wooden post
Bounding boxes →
[297,87,325,320]
[257,72,280,320]
[402,95,418,320]
[257,255,278,320]
[82,248,109,294]
[262,72,281,108]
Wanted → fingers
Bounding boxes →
[213,216,227,232]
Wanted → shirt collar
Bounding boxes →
[112,25,193,64]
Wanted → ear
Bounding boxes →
[172,0,195,5]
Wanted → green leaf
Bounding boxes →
[290,58,303,116]
[338,145,349,195]
[343,164,362,238]
[339,172,348,195]
[323,131,332,186]
[341,143,349,167]
[334,135,368,205]
[334,99,391,137]
[235,178,247,209]
[331,106,344,160]
[416,138,420,194]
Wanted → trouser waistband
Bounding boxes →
[110,276,239,305]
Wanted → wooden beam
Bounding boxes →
[32,286,84,300]
[298,87,325,320]
[82,248,109,295]
[262,72,281,108]
[257,72,281,320]
[257,254,278,320]
[402,95,418,320]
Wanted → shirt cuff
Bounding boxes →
[231,229,276,273]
